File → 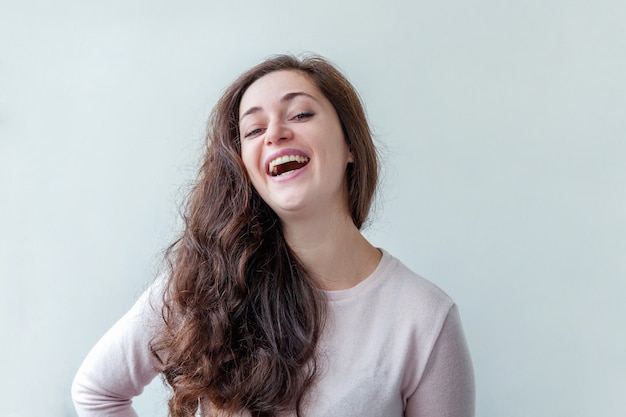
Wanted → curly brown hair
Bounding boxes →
[151,54,378,417]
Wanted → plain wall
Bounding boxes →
[1,1,625,416]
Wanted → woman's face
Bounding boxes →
[239,70,353,222]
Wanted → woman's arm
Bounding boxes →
[71,283,163,417]
[405,305,475,417]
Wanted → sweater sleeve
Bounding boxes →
[71,283,164,417]
[405,304,475,417]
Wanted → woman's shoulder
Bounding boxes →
[359,249,458,338]
[383,250,453,301]
[326,248,455,328]
[371,249,455,311]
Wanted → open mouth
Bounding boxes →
[268,155,310,177]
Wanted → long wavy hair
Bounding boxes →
[151,54,378,417]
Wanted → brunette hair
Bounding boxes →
[151,54,378,417]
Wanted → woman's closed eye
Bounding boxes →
[291,112,314,121]
[244,127,264,139]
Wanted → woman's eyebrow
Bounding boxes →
[281,91,318,103]
[240,91,319,121]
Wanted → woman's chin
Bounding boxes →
[270,200,309,220]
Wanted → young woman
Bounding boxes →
[72,54,475,417]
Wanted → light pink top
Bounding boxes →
[72,249,475,416]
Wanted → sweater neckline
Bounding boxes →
[323,248,393,302]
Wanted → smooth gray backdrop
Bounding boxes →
[1,1,625,416]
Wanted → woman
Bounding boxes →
[72,54,475,417]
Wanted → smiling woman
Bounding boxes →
[239,70,354,223]
[71,54,475,417]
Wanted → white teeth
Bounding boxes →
[268,155,309,175]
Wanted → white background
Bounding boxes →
[1,1,625,416]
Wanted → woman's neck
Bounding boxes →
[282,211,381,291]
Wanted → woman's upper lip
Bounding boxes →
[264,148,310,174]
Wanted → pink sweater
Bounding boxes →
[72,249,475,416]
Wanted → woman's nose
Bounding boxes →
[264,120,293,145]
